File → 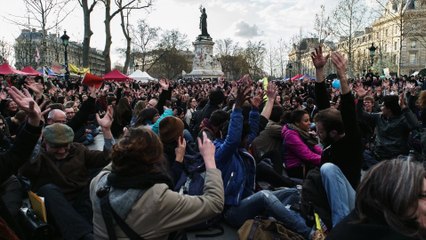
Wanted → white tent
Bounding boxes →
[129,70,157,82]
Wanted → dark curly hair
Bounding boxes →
[110,127,165,176]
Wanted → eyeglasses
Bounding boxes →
[47,143,71,149]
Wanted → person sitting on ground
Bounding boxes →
[90,129,224,239]
[19,106,114,240]
[327,159,426,240]
[310,46,363,228]
[282,109,322,179]
[355,84,419,169]
[0,87,43,238]
[213,80,311,238]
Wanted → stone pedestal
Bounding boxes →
[186,37,223,79]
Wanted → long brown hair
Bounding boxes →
[111,127,166,176]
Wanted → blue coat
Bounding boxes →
[214,108,259,206]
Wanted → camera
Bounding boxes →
[18,207,50,240]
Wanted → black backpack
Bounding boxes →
[300,168,332,230]
[173,153,224,237]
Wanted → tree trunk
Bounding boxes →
[103,2,112,73]
[82,0,93,68]
[120,9,131,74]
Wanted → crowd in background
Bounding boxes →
[0,47,426,240]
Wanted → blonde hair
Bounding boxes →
[416,90,426,109]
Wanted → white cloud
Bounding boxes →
[235,21,262,38]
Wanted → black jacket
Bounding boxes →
[315,82,363,189]
[327,211,418,240]
[0,123,41,184]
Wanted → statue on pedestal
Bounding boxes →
[198,6,211,40]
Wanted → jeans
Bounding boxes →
[224,188,311,238]
[37,184,93,240]
[320,163,355,227]
[363,150,379,170]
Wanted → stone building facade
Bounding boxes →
[337,0,426,76]
[288,1,426,77]
[14,29,105,75]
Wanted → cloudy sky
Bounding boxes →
[0,0,377,67]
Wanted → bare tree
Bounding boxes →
[244,40,266,78]
[0,39,13,64]
[100,0,152,73]
[131,19,159,71]
[264,42,278,77]
[313,5,331,44]
[277,38,289,78]
[330,0,371,76]
[18,0,75,66]
[119,7,132,74]
[215,38,239,57]
[78,0,99,68]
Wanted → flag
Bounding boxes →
[35,47,40,64]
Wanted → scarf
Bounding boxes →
[107,171,174,190]
[287,123,318,148]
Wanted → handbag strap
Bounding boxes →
[97,186,145,240]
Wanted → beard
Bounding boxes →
[320,133,334,147]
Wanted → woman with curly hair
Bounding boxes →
[90,129,224,239]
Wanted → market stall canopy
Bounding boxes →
[103,69,130,82]
[69,63,90,75]
[0,63,30,75]
[128,70,156,82]
[21,66,42,76]
[82,72,104,88]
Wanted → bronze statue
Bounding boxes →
[199,7,210,38]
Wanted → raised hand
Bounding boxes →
[311,46,330,69]
[175,136,186,163]
[330,52,347,80]
[159,79,170,91]
[197,131,216,169]
[7,87,42,127]
[234,85,251,109]
[96,105,114,130]
[266,82,278,101]
[250,95,262,109]
[353,83,368,98]
[25,81,44,96]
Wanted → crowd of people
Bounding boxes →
[0,46,426,240]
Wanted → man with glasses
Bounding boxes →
[20,107,114,240]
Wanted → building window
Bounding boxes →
[409,53,417,64]
[385,29,388,36]
[394,42,397,50]
[411,40,417,49]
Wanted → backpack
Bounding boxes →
[238,216,305,240]
[173,153,224,237]
[189,110,202,139]
[300,168,332,230]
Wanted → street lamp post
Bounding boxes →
[287,63,293,79]
[61,30,70,81]
[368,43,377,69]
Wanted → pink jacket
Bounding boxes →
[281,125,322,169]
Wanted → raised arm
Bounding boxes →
[261,82,277,120]
[311,46,331,110]
[0,87,43,183]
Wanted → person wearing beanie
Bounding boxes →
[19,106,115,240]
